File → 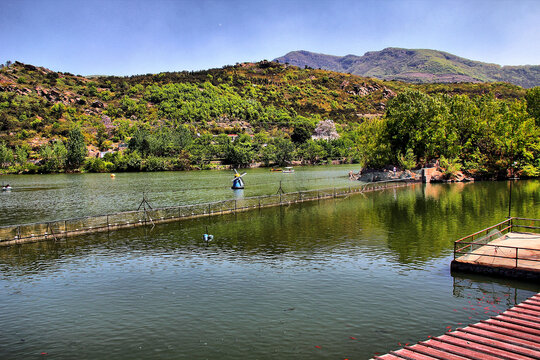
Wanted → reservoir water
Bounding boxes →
[0,167,539,359]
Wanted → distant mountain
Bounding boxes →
[275,48,540,88]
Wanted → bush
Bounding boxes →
[439,155,462,178]
[143,156,170,171]
[398,148,416,170]
[84,158,114,172]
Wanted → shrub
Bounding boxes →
[398,148,416,170]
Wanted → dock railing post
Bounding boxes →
[515,248,519,268]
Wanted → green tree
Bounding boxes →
[260,144,277,166]
[66,126,87,170]
[291,118,315,144]
[40,140,67,172]
[385,90,448,162]
[188,143,212,168]
[0,142,14,168]
[128,127,151,157]
[15,145,29,165]
[298,140,326,164]
[274,138,295,166]
[225,142,254,168]
[398,148,416,170]
[526,87,540,126]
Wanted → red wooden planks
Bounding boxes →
[458,326,538,349]
[372,293,540,360]
[469,322,540,344]
[423,337,506,360]
[510,304,540,316]
[502,312,540,326]
[401,343,470,360]
[445,331,540,359]
[392,348,444,360]
[488,316,540,334]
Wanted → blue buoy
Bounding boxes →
[203,234,214,242]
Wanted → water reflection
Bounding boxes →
[452,273,539,318]
[1,181,539,360]
[1,181,539,274]
[232,189,244,199]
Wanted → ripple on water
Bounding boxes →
[0,180,539,359]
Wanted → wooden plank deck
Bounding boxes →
[451,230,540,280]
[455,232,540,271]
[374,293,540,360]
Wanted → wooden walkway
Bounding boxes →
[374,292,540,360]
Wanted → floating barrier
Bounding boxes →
[0,179,415,246]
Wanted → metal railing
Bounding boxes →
[453,217,540,268]
[0,179,414,246]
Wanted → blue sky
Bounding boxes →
[1,0,538,75]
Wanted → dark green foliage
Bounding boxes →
[291,118,315,144]
[40,140,67,172]
[128,125,193,157]
[84,157,114,173]
[384,90,540,176]
[298,140,326,164]
[526,87,540,125]
[224,136,255,168]
[274,138,295,166]
[66,126,87,170]
[260,144,277,166]
[0,142,14,168]
[15,145,29,165]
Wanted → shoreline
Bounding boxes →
[1,161,535,181]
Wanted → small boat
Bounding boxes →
[2,185,12,191]
[282,167,294,173]
[270,168,282,172]
[231,169,247,189]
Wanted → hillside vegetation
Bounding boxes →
[0,60,539,178]
[275,48,540,88]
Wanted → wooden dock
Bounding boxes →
[374,292,540,359]
[451,218,540,281]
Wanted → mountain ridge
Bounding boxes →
[274,48,540,88]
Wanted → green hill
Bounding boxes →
[275,48,540,88]
[0,60,538,178]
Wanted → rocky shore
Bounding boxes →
[351,167,475,183]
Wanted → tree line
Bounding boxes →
[0,60,538,177]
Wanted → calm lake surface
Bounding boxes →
[0,168,539,359]
[0,165,362,225]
